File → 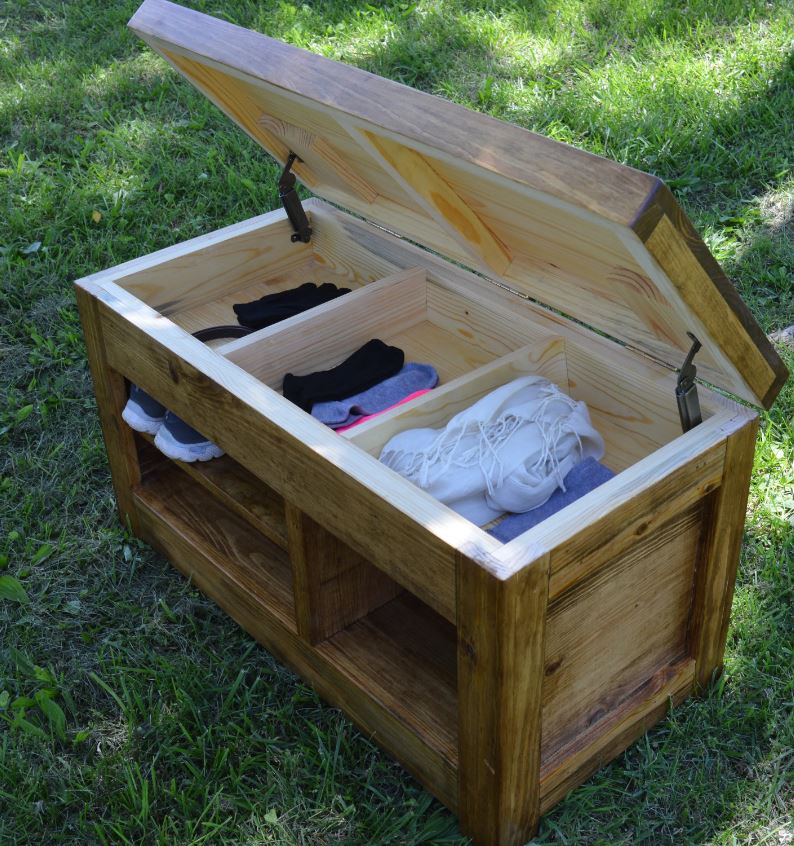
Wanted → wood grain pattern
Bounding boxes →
[308,201,728,468]
[75,285,141,529]
[540,504,703,760]
[258,112,379,204]
[539,657,695,811]
[167,257,322,334]
[633,183,788,409]
[129,0,657,223]
[689,416,759,689]
[115,207,312,314]
[457,552,549,846]
[133,472,459,808]
[164,50,321,190]
[496,423,729,596]
[127,1,785,407]
[286,503,402,644]
[643,215,781,408]
[319,592,459,794]
[137,432,287,548]
[136,463,296,625]
[351,127,512,276]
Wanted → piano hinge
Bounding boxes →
[676,332,703,433]
[278,152,312,243]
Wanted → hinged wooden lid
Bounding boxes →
[130,0,787,409]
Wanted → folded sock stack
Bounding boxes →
[283,339,405,413]
[233,282,350,330]
[311,363,438,429]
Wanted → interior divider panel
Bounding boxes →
[346,336,567,456]
[219,266,428,383]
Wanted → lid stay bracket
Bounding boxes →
[676,332,703,433]
[279,152,312,243]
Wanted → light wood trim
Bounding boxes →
[307,200,728,418]
[642,216,779,408]
[86,280,505,621]
[348,125,512,276]
[257,112,379,204]
[75,285,141,530]
[164,49,320,189]
[220,266,427,383]
[346,336,567,456]
[538,657,695,812]
[633,184,788,409]
[689,415,758,689]
[286,503,402,644]
[78,206,311,314]
[129,3,785,406]
[458,552,550,845]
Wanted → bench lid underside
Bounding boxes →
[129,0,787,409]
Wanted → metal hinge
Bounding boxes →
[676,332,703,432]
[278,152,312,243]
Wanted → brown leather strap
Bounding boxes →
[192,325,253,343]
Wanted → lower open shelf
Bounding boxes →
[133,458,460,807]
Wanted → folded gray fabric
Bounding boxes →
[311,362,438,429]
[488,457,615,542]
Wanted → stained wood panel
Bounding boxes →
[458,553,549,846]
[287,504,402,643]
[136,462,295,626]
[88,278,504,623]
[540,503,704,761]
[689,417,758,688]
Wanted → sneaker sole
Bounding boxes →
[121,402,165,435]
[154,426,225,463]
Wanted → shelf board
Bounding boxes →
[136,433,287,549]
[135,462,295,628]
[319,591,459,769]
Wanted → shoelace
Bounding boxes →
[387,384,584,498]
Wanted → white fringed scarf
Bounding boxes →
[379,376,605,526]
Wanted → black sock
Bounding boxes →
[233,282,350,330]
[283,339,405,412]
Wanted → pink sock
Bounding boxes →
[336,389,432,433]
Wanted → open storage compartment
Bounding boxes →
[74,3,787,844]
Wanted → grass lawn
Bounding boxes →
[1,0,792,843]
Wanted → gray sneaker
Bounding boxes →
[121,385,167,435]
[153,411,224,462]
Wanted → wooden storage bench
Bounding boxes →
[75,2,788,844]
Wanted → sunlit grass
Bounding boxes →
[1,0,791,843]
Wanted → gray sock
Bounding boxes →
[487,458,614,542]
[311,363,439,429]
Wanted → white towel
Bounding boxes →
[379,376,605,525]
